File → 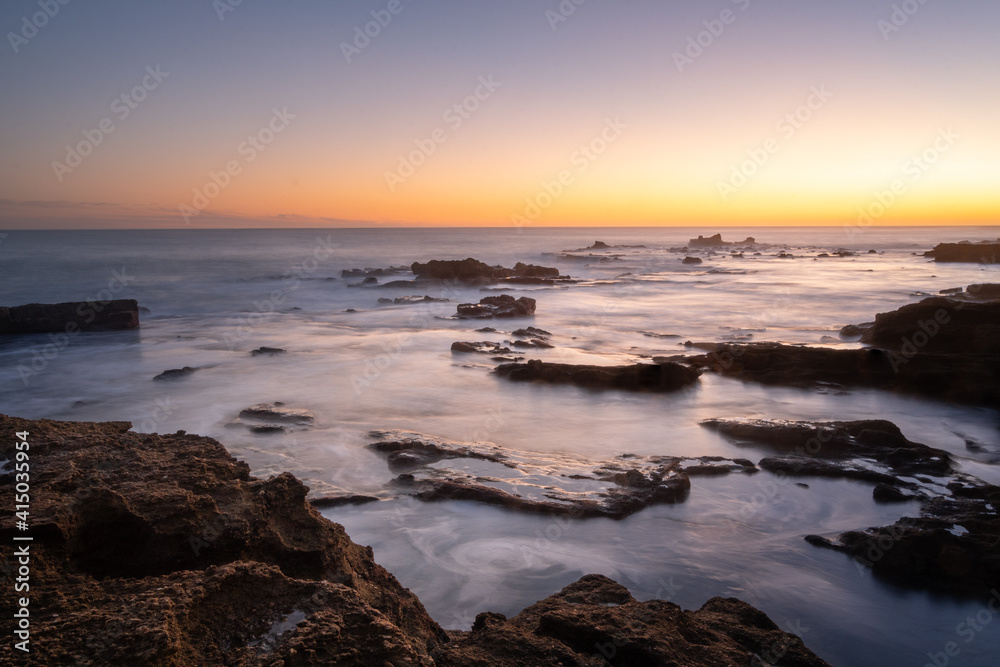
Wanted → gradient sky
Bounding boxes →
[1,0,997,228]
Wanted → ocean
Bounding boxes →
[1,226,998,666]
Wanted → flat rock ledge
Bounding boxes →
[496,359,701,393]
[0,414,827,665]
[0,299,140,334]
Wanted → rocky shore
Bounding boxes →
[0,413,828,666]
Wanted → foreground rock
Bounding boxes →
[924,240,1000,263]
[496,359,701,393]
[0,414,443,665]
[456,295,536,319]
[0,299,139,334]
[0,415,824,665]
[436,575,829,666]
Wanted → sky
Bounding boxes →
[0,0,997,229]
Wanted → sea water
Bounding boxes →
[1,226,998,666]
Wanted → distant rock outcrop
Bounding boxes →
[688,234,756,247]
[0,299,139,334]
[410,258,560,283]
[924,240,1000,263]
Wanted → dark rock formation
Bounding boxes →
[688,234,756,247]
[456,295,537,319]
[250,347,287,356]
[308,495,381,509]
[512,326,551,338]
[153,366,198,381]
[0,414,443,665]
[858,289,1000,354]
[451,341,512,354]
[512,338,554,349]
[701,418,953,493]
[805,486,1000,594]
[410,258,560,283]
[0,299,139,334]
[341,266,411,278]
[924,241,1000,263]
[435,575,829,666]
[682,341,1000,406]
[496,359,701,393]
[839,322,873,338]
[238,403,315,425]
[368,437,507,473]
[365,432,763,520]
[682,256,703,265]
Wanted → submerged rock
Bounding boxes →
[456,295,537,319]
[0,299,140,334]
[250,346,287,356]
[238,403,315,424]
[153,366,198,381]
[496,359,701,393]
[682,256,703,265]
[366,431,758,520]
[451,341,512,354]
[434,574,829,666]
[512,326,552,338]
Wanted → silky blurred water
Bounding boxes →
[1,226,998,666]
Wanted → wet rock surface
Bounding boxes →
[496,359,701,393]
[0,414,443,666]
[451,341,512,354]
[701,418,953,494]
[0,299,140,334]
[366,431,757,520]
[238,403,315,425]
[456,295,537,319]
[434,575,829,666]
